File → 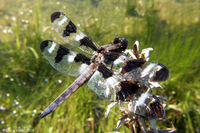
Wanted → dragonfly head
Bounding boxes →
[113,37,128,52]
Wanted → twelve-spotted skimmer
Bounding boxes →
[39,12,169,119]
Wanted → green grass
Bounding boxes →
[0,0,199,132]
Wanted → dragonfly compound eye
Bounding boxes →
[120,38,128,51]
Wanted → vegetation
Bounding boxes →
[0,0,199,132]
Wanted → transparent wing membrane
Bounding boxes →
[51,12,99,55]
[87,71,122,102]
[40,40,89,77]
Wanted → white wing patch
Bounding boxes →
[141,63,157,78]
[74,32,85,41]
[58,16,67,26]
[67,51,76,63]
[48,42,57,53]
[136,93,150,107]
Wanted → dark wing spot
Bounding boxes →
[98,63,113,78]
[122,60,145,74]
[62,21,77,37]
[74,54,91,65]
[80,37,98,51]
[116,81,139,101]
[51,12,62,23]
[40,40,52,52]
[150,64,170,82]
[55,45,70,63]
[146,99,165,119]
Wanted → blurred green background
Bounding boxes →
[0,0,199,132]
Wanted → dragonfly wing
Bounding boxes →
[87,70,120,102]
[51,12,99,55]
[40,40,90,77]
[122,60,170,84]
[87,71,140,102]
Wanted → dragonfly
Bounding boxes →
[39,12,170,119]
